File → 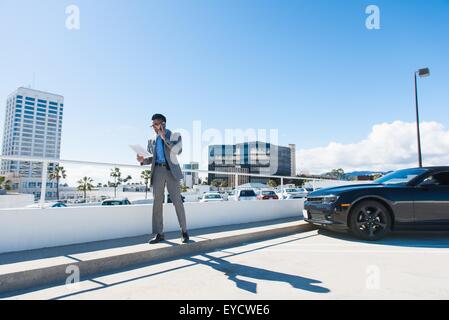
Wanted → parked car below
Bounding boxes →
[230,189,258,201]
[167,194,186,203]
[256,190,279,200]
[132,199,153,205]
[101,198,131,206]
[278,188,308,199]
[51,202,67,208]
[26,201,68,209]
[227,190,236,199]
[199,193,224,202]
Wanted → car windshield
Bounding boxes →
[374,168,427,185]
[240,190,256,197]
[262,191,275,195]
[103,201,121,205]
[205,194,221,199]
[285,189,298,193]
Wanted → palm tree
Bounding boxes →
[48,165,66,200]
[77,177,94,201]
[140,169,152,199]
[0,176,12,191]
[108,167,132,198]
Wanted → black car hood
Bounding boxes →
[309,183,386,196]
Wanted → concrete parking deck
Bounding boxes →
[0,217,314,294]
[5,228,449,300]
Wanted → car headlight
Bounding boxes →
[321,195,340,204]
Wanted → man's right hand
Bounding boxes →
[137,155,145,164]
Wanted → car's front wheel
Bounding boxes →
[349,200,392,241]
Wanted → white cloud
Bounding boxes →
[298,121,449,173]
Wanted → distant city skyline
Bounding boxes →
[1,0,448,178]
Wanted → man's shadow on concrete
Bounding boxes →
[186,253,329,294]
[1,233,329,299]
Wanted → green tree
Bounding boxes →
[267,179,278,188]
[48,165,66,200]
[211,179,221,188]
[327,168,345,180]
[293,179,305,187]
[180,184,188,192]
[77,177,94,201]
[108,167,132,198]
[140,169,152,199]
[0,176,12,191]
[220,180,228,188]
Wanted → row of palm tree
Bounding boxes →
[48,165,66,200]
[46,165,152,201]
[141,169,152,199]
[108,167,132,198]
[77,176,94,200]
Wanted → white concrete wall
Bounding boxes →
[0,193,35,209]
[0,200,304,254]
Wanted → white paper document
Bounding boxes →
[129,144,152,158]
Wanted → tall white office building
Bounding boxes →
[1,87,64,199]
[182,162,200,188]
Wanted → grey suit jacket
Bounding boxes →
[141,129,184,184]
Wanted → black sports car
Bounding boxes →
[303,167,449,240]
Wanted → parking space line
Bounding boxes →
[257,249,449,254]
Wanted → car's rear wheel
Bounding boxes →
[349,200,392,241]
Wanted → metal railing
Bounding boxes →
[0,155,340,208]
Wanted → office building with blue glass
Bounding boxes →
[208,142,295,186]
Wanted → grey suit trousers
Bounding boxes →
[152,165,187,235]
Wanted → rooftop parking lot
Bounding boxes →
[4,228,449,300]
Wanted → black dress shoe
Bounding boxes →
[182,231,189,244]
[149,234,165,244]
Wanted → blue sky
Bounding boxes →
[0,0,448,174]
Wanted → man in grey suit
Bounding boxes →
[137,114,189,244]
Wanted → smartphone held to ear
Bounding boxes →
[157,122,166,137]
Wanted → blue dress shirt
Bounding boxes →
[155,135,167,164]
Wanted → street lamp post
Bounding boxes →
[414,68,430,168]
